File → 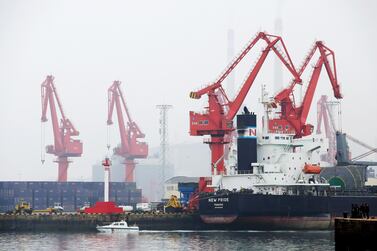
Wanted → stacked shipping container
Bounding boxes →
[0,182,142,212]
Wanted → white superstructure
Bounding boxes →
[214,88,331,195]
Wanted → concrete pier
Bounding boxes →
[335,217,377,250]
[0,212,205,232]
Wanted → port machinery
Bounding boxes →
[188,32,345,210]
[41,75,83,182]
[269,41,342,138]
[107,80,148,182]
[189,31,300,175]
[316,94,377,166]
[189,32,344,175]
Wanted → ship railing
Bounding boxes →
[327,188,375,197]
[235,170,254,175]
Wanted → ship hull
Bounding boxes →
[199,192,377,230]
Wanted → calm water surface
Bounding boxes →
[0,230,334,251]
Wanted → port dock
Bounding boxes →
[0,212,206,232]
[335,217,377,250]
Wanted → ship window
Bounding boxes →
[292,157,294,160]
[278,125,282,129]
[308,157,311,160]
[286,125,289,129]
[267,157,270,160]
[263,157,265,160]
[289,167,291,170]
[299,157,301,160]
[275,136,279,139]
[265,136,269,139]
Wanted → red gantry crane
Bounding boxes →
[41,75,83,182]
[189,32,300,175]
[270,41,342,138]
[107,81,148,182]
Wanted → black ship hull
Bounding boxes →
[199,192,377,230]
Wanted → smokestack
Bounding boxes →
[227,29,235,98]
[274,18,283,94]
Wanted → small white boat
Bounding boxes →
[96,220,139,233]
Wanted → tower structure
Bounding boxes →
[274,17,283,93]
[227,29,235,98]
[273,0,284,94]
[103,157,111,202]
[156,105,172,184]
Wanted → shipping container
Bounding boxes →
[0,181,142,212]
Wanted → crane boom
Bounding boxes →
[108,81,130,151]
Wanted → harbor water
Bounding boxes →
[0,231,334,250]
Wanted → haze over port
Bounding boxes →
[0,0,376,181]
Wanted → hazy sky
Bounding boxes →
[1,0,376,181]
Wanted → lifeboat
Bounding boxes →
[303,163,321,174]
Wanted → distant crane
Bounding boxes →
[189,32,300,175]
[41,75,83,182]
[107,81,148,182]
[316,95,339,165]
[316,96,377,164]
[270,41,342,138]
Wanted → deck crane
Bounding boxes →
[107,81,148,182]
[189,32,300,175]
[269,41,342,138]
[41,75,83,182]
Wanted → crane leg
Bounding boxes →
[57,157,69,182]
[125,159,135,182]
[209,136,226,175]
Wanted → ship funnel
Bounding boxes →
[237,111,257,173]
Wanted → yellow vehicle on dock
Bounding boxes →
[10,199,33,215]
[32,203,64,214]
[165,195,183,213]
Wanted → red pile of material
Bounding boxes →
[84,201,123,214]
